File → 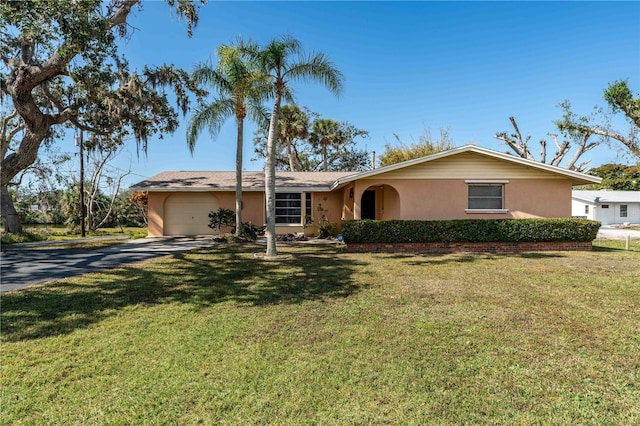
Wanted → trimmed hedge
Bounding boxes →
[341,219,601,243]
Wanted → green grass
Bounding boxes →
[1,238,128,251]
[1,226,147,245]
[1,245,639,424]
[593,238,640,252]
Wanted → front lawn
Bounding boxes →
[1,226,147,245]
[1,245,639,424]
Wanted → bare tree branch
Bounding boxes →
[547,133,570,167]
[496,116,596,172]
[565,132,597,170]
[586,126,640,158]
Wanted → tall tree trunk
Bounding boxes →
[1,185,21,233]
[265,93,282,257]
[286,140,296,171]
[235,118,244,236]
[322,143,328,171]
[1,127,50,233]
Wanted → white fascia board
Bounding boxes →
[571,196,597,204]
[131,186,334,193]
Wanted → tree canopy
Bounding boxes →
[253,106,369,172]
[1,0,204,232]
[558,80,640,161]
[586,163,640,191]
[378,128,454,167]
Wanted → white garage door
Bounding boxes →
[164,193,219,236]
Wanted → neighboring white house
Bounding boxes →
[572,190,640,225]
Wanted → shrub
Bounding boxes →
[208,208,235,231]
[209,207,259,241]
[236,222,259,240]
[341,219,601,243]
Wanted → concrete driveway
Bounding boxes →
[0,237,218,293]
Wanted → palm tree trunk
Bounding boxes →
[323,143,328,172]
[265,94,282,257]
[235,118,244,236]
[286,140,296,171]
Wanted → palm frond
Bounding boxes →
[186,98,234,153]
[285,52,344,97]
[192,63,233,96]
[247,100,271,132]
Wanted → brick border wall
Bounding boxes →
[347,241,593,254]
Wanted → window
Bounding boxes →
[275,193,302,224]
[305,193,313,225]
[620,204,628,218]
[468,184,504,210]
[601,204,609,209]
[585,205,589,214]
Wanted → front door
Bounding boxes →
[361,190,376,220]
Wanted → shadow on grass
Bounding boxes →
[592,243,640,253]
[381,251,566,266]
[1,245,366,342]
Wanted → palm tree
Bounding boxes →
[242,36,344,257]
[187,42,268,236]
[278,104,310,171]
[309,118,342,172]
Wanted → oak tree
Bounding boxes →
[1,0,204,232]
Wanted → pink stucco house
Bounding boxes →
[131,145,601,237]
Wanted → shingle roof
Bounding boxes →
[131,171,357,192]
[572,190,640,204]
[131,145,602,192]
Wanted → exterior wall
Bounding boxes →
[594,204,617,225]
[572,200,640,225]
[624,202,640,224]
[378,152,564,180]
[149,189,345,237]
[242,191,265,226]
[350,178,572,221]
[147,191,260,236]
[306,191,344,235]
[147,192,169,236]
[571,199,595,220]
[594,202,639,225]
[342,183,355,221]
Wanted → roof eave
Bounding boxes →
[130,185,335,192]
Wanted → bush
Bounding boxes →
[235,222,259,241]
[208,208,235,231]
[209,207,260,241]
[341,219,601,243]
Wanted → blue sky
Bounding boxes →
[60,1,640,187]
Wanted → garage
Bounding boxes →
[163,193,219,236]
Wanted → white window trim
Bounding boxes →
[464,180,510,184]
[274,192,303,225]
[465,209,510,214]
[466,181,507,213]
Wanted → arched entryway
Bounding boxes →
[163,193,219,235]
[359,184,400,220]
[361,189,376,219]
